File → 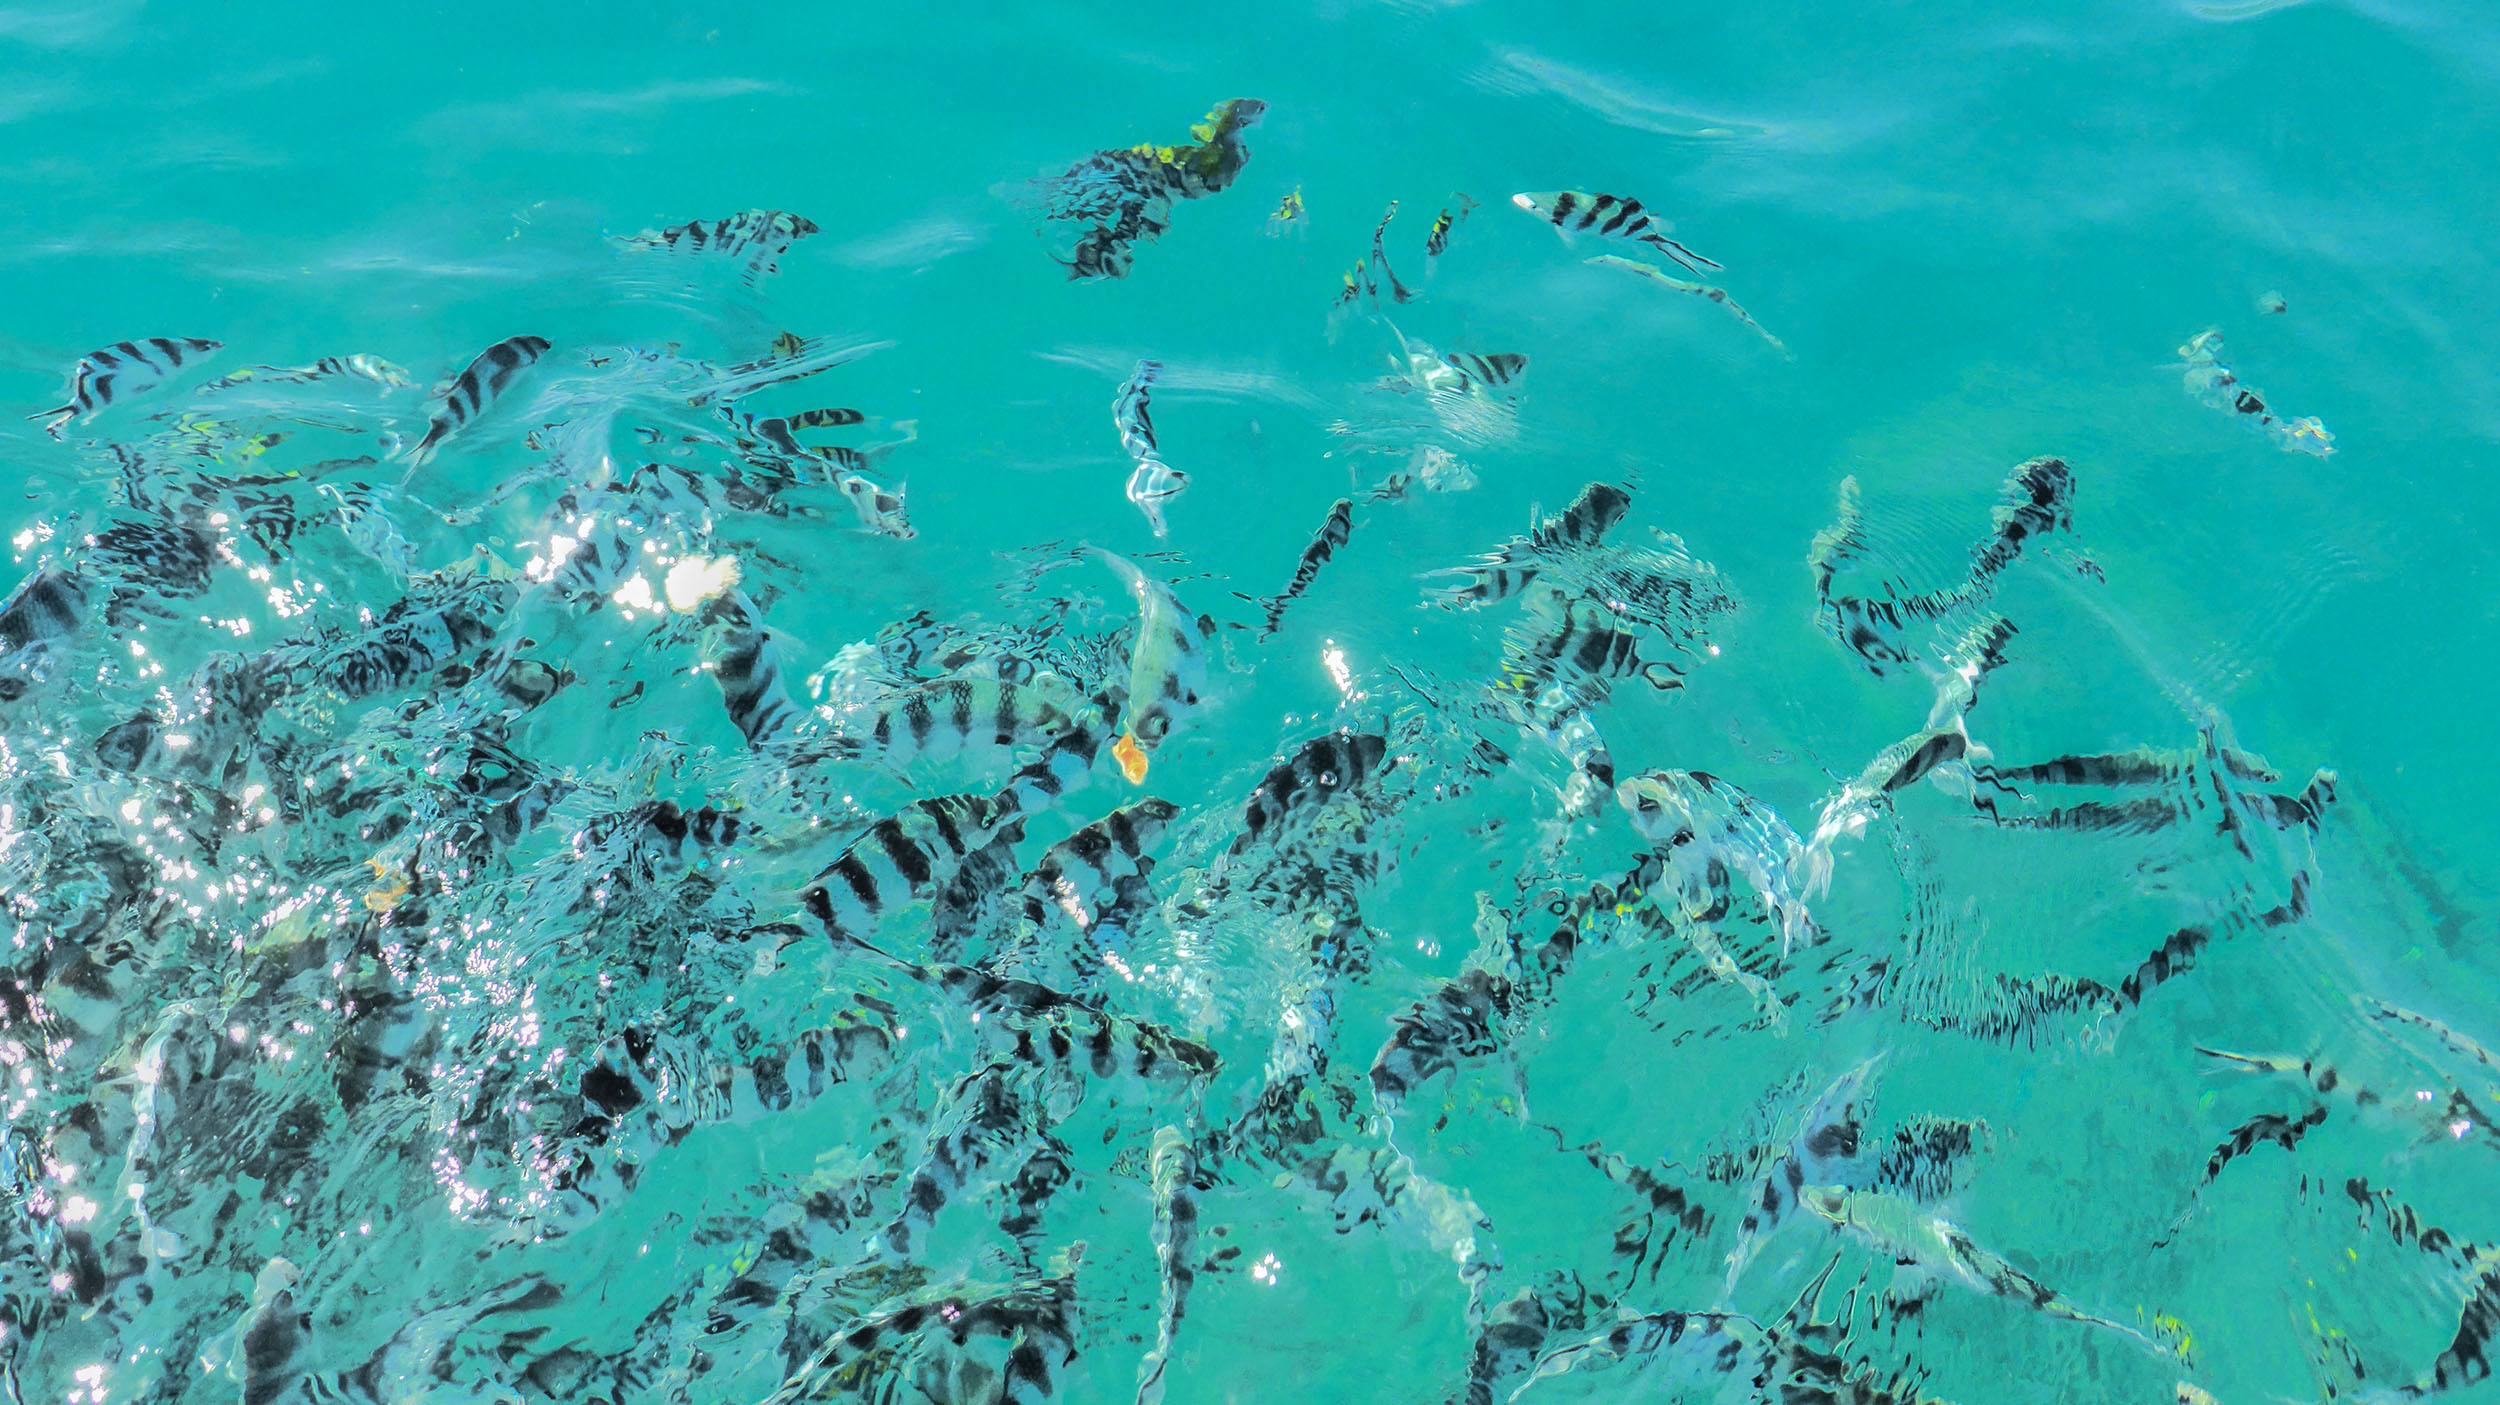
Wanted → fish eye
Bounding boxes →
[1670,828,1695,847]
[1635,795,1660,813]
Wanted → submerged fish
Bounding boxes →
[624,208,820,279]
[1093,548,1216,781]
[1513,190,1720,274]
[1114,360,1188,538]
[27,337,222,439]
[404,334,552,468]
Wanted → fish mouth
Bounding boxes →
[1112,731,1151,784]
[1510,193,1539,213]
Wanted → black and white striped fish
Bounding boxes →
[1229,728,1392,856]
[1512,190,1721,274]
[1114,360,1187,538]
[829,675,1096,775]
[404,334,551,468]
[27,338,221,439]
[1808,456,2074,678]
[1499,586,1689,702]
[1425,481,1633,609]
[1387,343,1528,401]
[623,209,819,280]
[0,568,87,657]
[701,591,800,749]
[1135,1125,1203,1405]
[1335,200,1416,312]
[801,794,1027,946]
[1014,796,1179,947]
[1243,498,1354,639]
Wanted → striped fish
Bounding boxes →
[1340,200,1415,309]
[541,1010,902,1238]
[27,338,221,439]
[701,591,799,748]
[1723,1055,1884,1292]
[0,569,87,655]
[1617,768,1817,957]
[1390,343,1528,401]
[1015,796,1179,943]
[1093,548,1215,780]
[1425,481,1633,609]
[835,468,913,539]
[1498,586,1686,700]
[833,675,1092,775]
[227,1258,310,1405]
[1242,498,1354,639]
[1043,99,1266,282]
[1799,1185,2164,1352]
[199,353,412,394]
[1135,1125,1203,1405]
[404,334,551,468]
[1114,360,1188,538]
[1512,190,1721,274]
[765,1272,1078,1405]
[1427,194,1476,262]
[800,794,1027,946]
[1229,729,1392,856]
[624,209,819,280]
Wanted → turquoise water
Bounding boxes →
[5,1,2499,1400]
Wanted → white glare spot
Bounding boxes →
[664,554,741,612]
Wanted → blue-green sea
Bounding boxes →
[5,2,2498,1401]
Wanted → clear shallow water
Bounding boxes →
[3,2,2498,1402]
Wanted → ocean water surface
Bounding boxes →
[4,2,2498,1401]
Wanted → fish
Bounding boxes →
[1799,1185,2165,1352]
[1243,497,1354,638]
[1512,190,1721,274]
[836,467,915,539]
[1427,194,1477,262]
[1426,481,1634,609]
[198,353,412,394]
[227,1257,310,1405]
[1015,797,1180,938]
[1617,769,1817,956]
[1338,201,1416,310]
[0,568,87,656]
[1266,184,1306,236]
[623,208,820,279]
[825,674,1099,778]
[692,590,798,749]
[1723,1055,1885,1291]
[800,794,1029,947]
[1229,728,1392,856]
[1808,457,2075,678]
[1588,254,1787,353]
[1093,548,1216,780]
[1114,360,1188,538]
[1041,99,1266,280]
[27,337,222,439]
[2178,328,2334,457]
[404,334,552,468]
[1135,1125,1202,1405]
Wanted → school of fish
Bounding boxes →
[0,96,2471,1405]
